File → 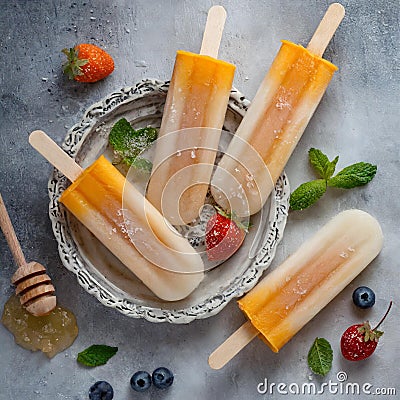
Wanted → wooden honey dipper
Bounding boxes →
[0,192,56,316]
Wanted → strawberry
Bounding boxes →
[205,208,248,261]
[340,301,392,361]
[62,44,114,83]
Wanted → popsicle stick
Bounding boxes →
[200,5,227,58]
[208,321,259,370]
[29,130,83,182]
[0,192,26,268]
[307,3,345,57]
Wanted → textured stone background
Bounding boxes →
[0,1,399,399]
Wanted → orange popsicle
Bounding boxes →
[211,3,344,217]
[146,6,235,225]
[209,210,383,369]
[30,131,204,302]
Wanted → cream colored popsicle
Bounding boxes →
[209,210,383,369]
[146,6,235,225]
[29,130,204,302]
[211,3,345,217]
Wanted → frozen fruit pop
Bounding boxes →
[146,6,235,225]
[209,210,383,369]
[29,130,204,302]
[211,3,345,217]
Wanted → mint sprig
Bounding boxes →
[77,344,118,367]
[109,118,157,171]
[307,337,333,376]
[290,148,377,210]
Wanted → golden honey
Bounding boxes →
[2,294,78,358]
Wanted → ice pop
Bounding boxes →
[146,5,235,225]
[209,210,383,369]
[211,3,345,217]
[29,130,204,302]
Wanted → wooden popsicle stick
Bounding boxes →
[0,193,27,268]
[29,130,83,182]
[307,3,345,57]
[200,5,227,58]
[208,321,259,370]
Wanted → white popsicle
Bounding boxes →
[209,209,383,369]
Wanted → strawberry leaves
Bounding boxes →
[290,148,377,210]
[214,207,251,232]
[62,48,88,79]
[358,322,383,342]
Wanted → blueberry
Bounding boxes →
[352,286,375,309]
[89,381,113,400]
[152,367,174,389]
[130,370,152,392]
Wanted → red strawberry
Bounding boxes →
[205,208,248,261]
[341,301,392,361]
[62,44,114,83]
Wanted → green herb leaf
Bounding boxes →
[309,148,338,180]
[130,156,153,172]
[327,162,377,189]
[289,179,327,210]
[109,118,157,167]
[325,156,339,180]
[308,338,333,376]
[77,345,118,367]
[309,148,330,178]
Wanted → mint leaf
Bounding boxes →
[109,118,157,167]
[309,148,338,180]
[308,338,333,376]
[327,162,377,189]
[309,148,330,178]
[290,179,327,210]
[325,156,339,180]
[77,345,118,367]
[130,156,153,172]
[109,118,133,153]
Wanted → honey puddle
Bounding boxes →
[2,294,78,358]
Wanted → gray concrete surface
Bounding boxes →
[0,0,399,399]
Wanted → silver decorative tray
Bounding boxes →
[48,79,289,323]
